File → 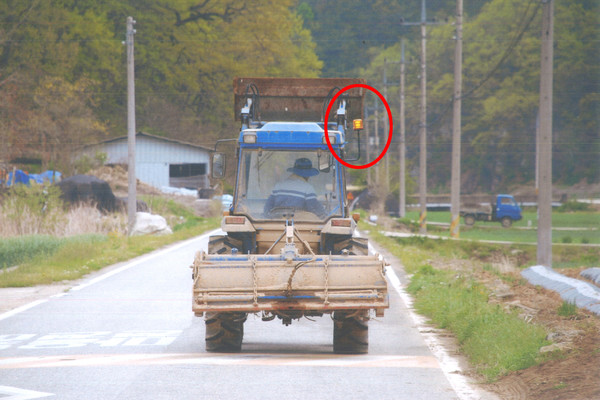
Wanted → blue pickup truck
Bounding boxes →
[460,194,522,228]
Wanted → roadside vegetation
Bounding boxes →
[360,209,599,381]
[407,264,548,380]
[0,184,220,287]
[398,210,600,244]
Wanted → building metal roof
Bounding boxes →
[83,132,212,152]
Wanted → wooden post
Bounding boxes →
[399,39,406,218]
[418,1,428,235]
[126,16,137,235]
[537,0,554,267]
[450,0,463,238]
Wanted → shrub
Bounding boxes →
[557,200,591,212]
[557,301,578,318]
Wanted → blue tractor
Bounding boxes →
[192,78,388,354]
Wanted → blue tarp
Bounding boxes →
[29,170,62,184]
[2,169,62,186]
[5,170,30,186]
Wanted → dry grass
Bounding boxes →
[62,204,127,236]
[0,201,127,238]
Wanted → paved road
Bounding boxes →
[0,231,480,400]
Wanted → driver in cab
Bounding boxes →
[264,158,326,218]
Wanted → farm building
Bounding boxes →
[80,132,212,190]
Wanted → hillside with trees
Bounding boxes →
[0,0,597,192]
[0,0,321,171]
[302,0,598,192]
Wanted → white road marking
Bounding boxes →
[0,353,440,369]
[1,331,182,350]
[0,386,53,400]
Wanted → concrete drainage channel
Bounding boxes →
[521,266,600,316]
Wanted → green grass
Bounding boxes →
[0,217,220,287]
[407,265,548,380]
[0,235,105,270]
[557,301,578,318]
[403,210,600,229]
[360,215,600,380]
[360,219,555,381]
[399,210,600,244]
[1,235,64,269]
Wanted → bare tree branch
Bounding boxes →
[0,0,40,45]
[0,72,17,88]
[173,1,247,26]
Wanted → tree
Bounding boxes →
[31,76,108,170]
[0,0,323,169]
[356,0,598,192]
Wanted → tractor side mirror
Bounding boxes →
[211,153,226,179]
[343,121,362,162]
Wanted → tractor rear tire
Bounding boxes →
[333,310,369,354]
[205,312,246,352]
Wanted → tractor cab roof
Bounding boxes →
[239,121,343,150]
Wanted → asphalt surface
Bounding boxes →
[0,230,483,400]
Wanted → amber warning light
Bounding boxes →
[353,119,364,130]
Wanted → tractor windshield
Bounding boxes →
[234,149,343,221]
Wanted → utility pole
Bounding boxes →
[402,0,429,233]
[450,0,463,238]
[400,0,446,234]
[365,105,371,186]
[418,0,428,234]
[383,58,401,196]
[126,16,137,235]
[374,102,380,185]
[383,59,389,192]
[399,39,406,218]
[537,0,554,267]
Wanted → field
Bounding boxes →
[400,210,600,244]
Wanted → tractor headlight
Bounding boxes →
[243,133,257,144]
[322,134,337,144]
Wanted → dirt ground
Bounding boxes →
[428,252,600,400]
